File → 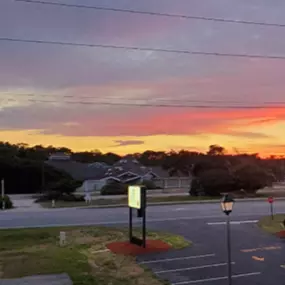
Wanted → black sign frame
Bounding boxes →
[129,186,147,248]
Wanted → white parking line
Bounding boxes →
[172,272,261,284]
[140,254,215,264]
[155,262,235,274]
[207,220,258,225]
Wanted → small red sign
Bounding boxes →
[268,197,273,204]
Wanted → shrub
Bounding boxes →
[36,192,84,202]
[193,168,237,196]
[142,180,160,190]
[47,179,82,195]
[189,178,205,196]
[0,195,13,210]
[60,194,85,202]
[101,182,128,195]
[233,164,274,193]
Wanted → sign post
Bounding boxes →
[1,179,5,210]
[128,185,147,248]
[268,196,274,220]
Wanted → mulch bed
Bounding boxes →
[106,240,172,255]
[276,230,285,238]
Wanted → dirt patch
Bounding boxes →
[107,240,172,255]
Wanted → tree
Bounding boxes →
[196,168,237,196]
[0,157,78,195]
[233,163,274,193]
[207,145,226,156]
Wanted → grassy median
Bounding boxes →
[258,214,285,234]
[39,195,220,208]
[0,226,190,285]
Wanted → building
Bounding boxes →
[81,155,167,192]
[46,153,191,193]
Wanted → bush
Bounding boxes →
[47,179,81,195]
[0,195,13,210]
[233,164,274,193]
[101,182,128,195]
[192,169,237,196]
[61,194,85,202]
[142,180,160,190]
[35,192,85,202]
[189,178,205,196]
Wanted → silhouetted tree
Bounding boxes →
[207,145,226,156]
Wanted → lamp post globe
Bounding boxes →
[221,194,235,215]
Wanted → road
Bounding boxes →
[1,200,284,285]
[0,199,284,229]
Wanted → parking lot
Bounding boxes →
[138,218,285,284]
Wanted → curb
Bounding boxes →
[15,197,285,212]
[74,197,285,210]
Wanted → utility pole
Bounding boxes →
[1,179,5,210]
[41,163,45,193]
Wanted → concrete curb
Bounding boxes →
[74,197,285,210]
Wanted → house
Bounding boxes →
[81,155,167,192]
[45,152,108,181]
[48,152,71,161]
[46,153,190,193]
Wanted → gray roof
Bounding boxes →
[104,156,153,178]
[46,155,182,181]
[45,160,106,181]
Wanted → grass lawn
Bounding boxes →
[40,195,220,208]
[258,214,285,234]
[0,226,190,285]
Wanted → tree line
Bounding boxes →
[0,141,284,195]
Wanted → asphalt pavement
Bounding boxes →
[136,215,285,285]
[1,200,285,229]
[1,200,284,284]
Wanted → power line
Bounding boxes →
[3,97,285,109]
[1,37,285,60]
[14,0,285,28]
[3,92,285,105]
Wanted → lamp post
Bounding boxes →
[221,194,235,285]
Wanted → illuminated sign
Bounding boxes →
[128,186,142,209]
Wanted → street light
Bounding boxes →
[221,194,235,285]
[221,194,234,216]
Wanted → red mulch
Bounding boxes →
[276,230,285,238]
[106,240,172,255]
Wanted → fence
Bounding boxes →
[153,177,192,189]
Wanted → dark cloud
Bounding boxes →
[227,131,272,139]
[113,140,145,147]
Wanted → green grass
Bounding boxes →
[0,226,190,285]
[258,214,285,234]
[40,195,220,208]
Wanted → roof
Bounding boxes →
[45,160,106,181]
[46,154,186,182]
[88,162,109,168]
[104,156,153,178]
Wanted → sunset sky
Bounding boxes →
[1,0,285,156]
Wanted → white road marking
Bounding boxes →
[0,215,224,229]
[155,262,234,274]
[241,246,281,253]
[140,254,215,264]
[0,215,263,230]
[207,220,258,225]
[172,272,261,284]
